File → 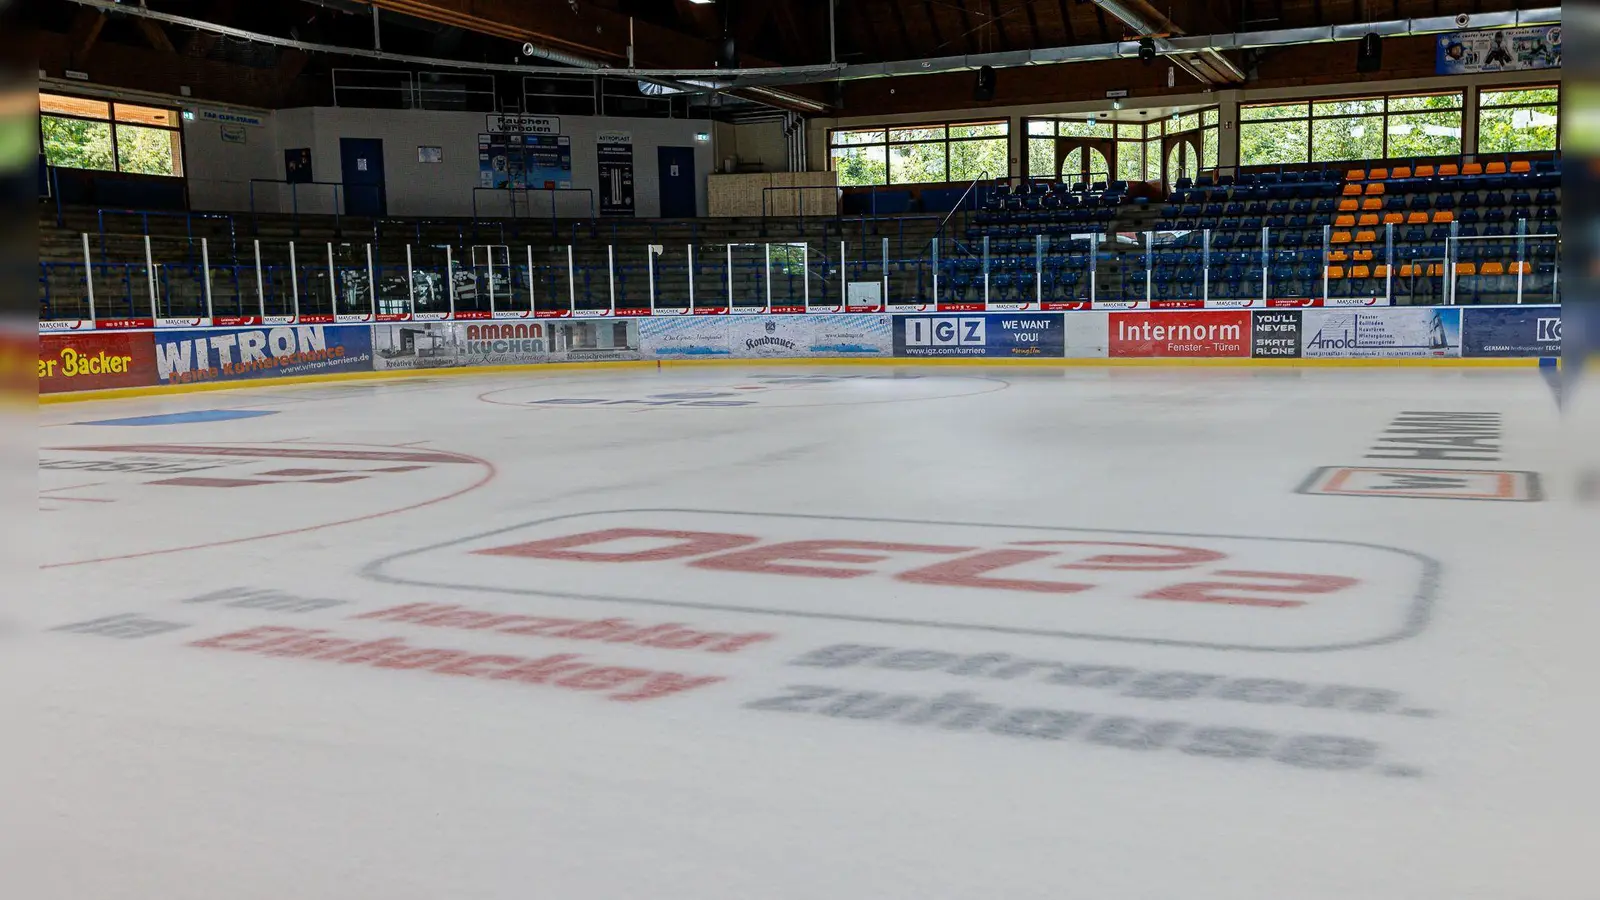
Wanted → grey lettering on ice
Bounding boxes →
[788,644,1418,716]
[745,685,1390,775]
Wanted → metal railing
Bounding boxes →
[248,179,347,236]
[38,217,1560,323]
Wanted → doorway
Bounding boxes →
[657,146,696,218]
[339,137,387,217]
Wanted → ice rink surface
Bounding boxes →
[11,364,1599,899]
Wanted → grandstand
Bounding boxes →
[34,1,1560,320]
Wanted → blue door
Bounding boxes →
[657,146,696,218]
[340,138,387,217]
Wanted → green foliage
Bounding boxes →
[949,138,1005,182]
[115,125,180,176]
[1386,112,1461,158]
[42,116,113,171]
[1240,120,1309,165]
[832,146,886,186]
[1478,105,1559,153]
[1311,116,1384,162]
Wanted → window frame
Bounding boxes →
[39,91,186,178]
[1475,82,1560,154]
[827,118,1010,187]
[1024,109,1219,182]
[1239,90,1467,166]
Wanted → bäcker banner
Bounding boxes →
[641,315,890,359]
[39,332,158,393]
[1461,306,1561,357]
[1302,308,1461,358]
[1109,311,1251,358]
[154,325,373,385]
[892,314,1065,358]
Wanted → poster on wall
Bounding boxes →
[1436,27,1560,74]
[1302,308,1462,358]
[597,131,635,217]
[284,148,312,183]
[477,133,573,190]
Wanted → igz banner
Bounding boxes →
[892,314,1065,358]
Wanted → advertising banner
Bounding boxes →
[892,314,1066,358]
[549,319,641,362]
[372,322,549,371]
[1461,307,1561,357]
[597,131,635,217]
[153,325,373,385]
[1436,26,1560,75]
[642,315,890,359]
[1302,308,1461,358]
[478,133,572,190]
[39,332,158,394]
[1252,311,1302,359]
[1108,311,1251,358]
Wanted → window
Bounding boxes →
[828,120,1009,186]
[39,92,184,177]
[1026,109,1218,183]
[1478,85,1559,153]
[1239,91,1463,166]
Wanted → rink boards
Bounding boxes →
[39,305,1560,395]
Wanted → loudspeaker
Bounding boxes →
[1139,37,1156,65]
[1356,33,1382,73]
[718,37,738,69]
[974,65,996,101]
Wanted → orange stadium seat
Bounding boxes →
[1339,198,1360,211]
[1391,166,1412,179]
[1326,266,1346,279]
[1367,168,1389,181]
[1399,264,1417,278]
[1438,163,1459,176]
[1406,211,1429,225]
[1426,263,1445,277]
[1346,168,1366,181]
[1479,261,1506,276]
[1509,261,1532,275]
[1334,214,1356,227]
[1350,265,1372,279]
[1358,213,1380,226]
[1364,182,1385,195]
[1485,161,1508,175]
[1432,210,1454,223]
[1373,264,1391,278]
[1353,248,1375,261]
[1383,212,1405,225]
[1510,160,1531,173]
[1414,164,1435,178]
[1328,249,1350,262]
[1355,230,1378,243]
[1331,230,1353,244]
[1342,183,1362,196]
[1455,262,1477,276]
[1361,197,1383,210]
[1462,162,1484,176]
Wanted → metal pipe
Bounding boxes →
[81,233,95,322]
[254,239,265,319]
[144,235,158,319]
[366,243,377,318]
[405,244,415,316]
[202,237,213,320]
[289,241,300,321]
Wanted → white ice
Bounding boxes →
[10,365,1598,899]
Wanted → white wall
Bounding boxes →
[188,106,714,219]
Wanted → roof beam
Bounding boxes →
[923,0,949,52]
[67,8,107,59]
[134,18,176,54]
[1055,0,1077,42]
[957,0,980,53]
[987,0,1014,51]
[890,0,917,59]
[1023,0,1045,46]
